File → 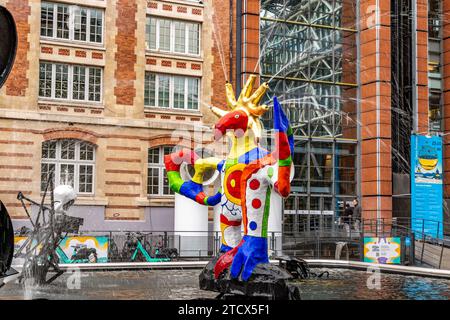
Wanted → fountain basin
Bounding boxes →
[1,260,450,300]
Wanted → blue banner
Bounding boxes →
[411,135,443,239]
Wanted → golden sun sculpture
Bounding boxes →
[209,75,270,143]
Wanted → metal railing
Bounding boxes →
[12,217,450,269]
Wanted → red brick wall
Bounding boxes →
[416,0,429,133]
[241,0,260,82]
[211,0,261,109]
[211,0,232,109]
[114,0,137,106]
[359,0,393,220]
[5,0,30,96]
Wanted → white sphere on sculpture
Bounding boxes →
[53,185,77,214]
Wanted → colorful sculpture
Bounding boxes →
[165,75,294,285]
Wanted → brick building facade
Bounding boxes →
[0,0,231,231]
[1,0,449,233]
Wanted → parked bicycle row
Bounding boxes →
[14,227,179,264]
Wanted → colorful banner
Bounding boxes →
[13,236,29,266]
[411,135,444,239]
[13,236,109,264]
[363,237,401,264]
[57,236,109,263]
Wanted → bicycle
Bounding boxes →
[120,232,170,262]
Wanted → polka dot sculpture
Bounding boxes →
[165,75,293,282]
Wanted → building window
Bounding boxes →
[147,146,174,196]
[40,2,104,44]
[41,139,95,195]
[145,72,199,110]
[145,17,200,55]
[429,91,442,132]
[39,62,102,102]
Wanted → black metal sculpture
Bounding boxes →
[0,5,17,285]
[0,5,17,88]
[14,174,83,285]
[0,201,15,286]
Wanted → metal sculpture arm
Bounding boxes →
[164,148,222,206]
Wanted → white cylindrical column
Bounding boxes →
[174,193,209,257]
[213,204,221,232]
[268,191,283,256]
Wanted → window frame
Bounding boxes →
[144,72,200,110]
[41,139,96,195]
[146,16,201,57]
[39,61,103,103]
[147,146,175,196]
[40,1,105,46]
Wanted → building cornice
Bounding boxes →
[0,108,212,133]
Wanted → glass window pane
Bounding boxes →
[310,142,333,193]
[159,19,171,51]
[41,163,55,191]
[74,7,87,41]
[54,64,68,99]
[173,76,185,109]
[187,78,199,110]
[88,67,102,102]
[174,21,186,53]
[72,66,86,100]
[40,2,54,37]
[79,165,93,193]
[60,140,76,160]
[146,17,157,50]
[79,142,94,161]
[89,9,103,43]
[39,62,53,98]
[42,140,57,159]
[163,168,174,195]
[158,75,170,107]
[56,4,69,39]
[188,23,199,54]
[144,73,156,106]
[148,148,160,164]
[60,164,75,187]
[163,146,173,157]
[41,140,96,195]
[147,167,159,195]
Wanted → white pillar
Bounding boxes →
[174,193,209,257]
[212,192,283,255]
[213,204,221,232]
[268,191,283,255]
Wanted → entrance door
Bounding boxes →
[310,196,334,232]
[283,195,333,234]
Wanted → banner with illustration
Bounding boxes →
[57,236,108,263]
[13,236,30,266]
[14,236,109,264]
[411,135,443,239]
[363,237,401,264]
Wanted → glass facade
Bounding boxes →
[259,0,358,232]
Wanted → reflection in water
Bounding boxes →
[402,278,450,300]
[0,268,448,300]
[296,269,450,300]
